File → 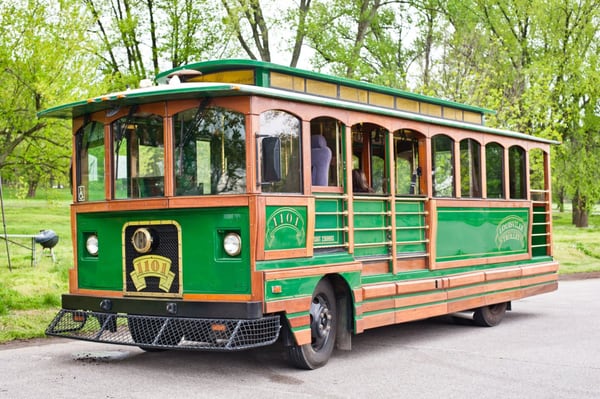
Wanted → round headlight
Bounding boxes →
[86,234,99,256]
[223,232,242,256]
[131,228,153,253]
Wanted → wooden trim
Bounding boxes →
[446,272,485,288]
[544,151,554,256]
[345,126,355,254]
[362,283,396,300]
[453,139,461,198]
[521,261,559,276]
[394,303,447,324]
[293,328,312,346]
[432,253,530,270]
[68,267,78,293]
[68,288,123,297]
[427,199,437,269]
[287,314,310,328]
[480,142,487,198]
[358,298,395,313]
[361,260,390,276]
[72,199,169,213]
[264,296,311,313]
[434,198,530,208]
[163,115,174,197]
[395,291,447,308]
[302,119,312,195]
[312,186,344,194]
[503,145,509,199]
[484,267,522,281]
[263,262,362,280]
[167,196,250,208]
[396,278,438,294]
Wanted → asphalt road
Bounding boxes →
[1,278,599,399]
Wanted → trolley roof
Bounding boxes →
[38,59,558,145]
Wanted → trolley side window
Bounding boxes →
[460,138,482,198]
[259,110,302,193]
[509,145,526,199]
[310,117,342,187]
[486,142,505,198]
[394,130,421,196]
[75,120,105,202]
[111,111,164,199]
[173,106,246,195]
[432,134,455,197]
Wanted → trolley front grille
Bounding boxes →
[46,309,281,351]
[124,223,181,296]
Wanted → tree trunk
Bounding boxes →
[572,193,589,228]
[27,181,38,198]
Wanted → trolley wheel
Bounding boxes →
[287,279,337,370]
[473,302,508,327]
[128,317,182,350]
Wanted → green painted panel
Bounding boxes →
[436,207,529,262]
[77,207,251,294]
[314,198,344,247]
[353,198,390,257]
[264,206,307,251]
[395,201,426,253]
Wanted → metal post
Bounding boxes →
[0,175,11,271]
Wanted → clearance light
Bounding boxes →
[86,234,99,256]
[223,232,242,256]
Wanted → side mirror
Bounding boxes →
[261,136,281,183]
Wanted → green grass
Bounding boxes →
[0,189,598,343]
[0,188,72,342]
[552,209,600,274]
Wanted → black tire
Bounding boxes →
[128,317,182,350]
[473,302,508,327]
[287,279,337,370]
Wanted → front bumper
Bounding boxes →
[46,309,281,351]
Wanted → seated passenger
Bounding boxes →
[352,169,374,193]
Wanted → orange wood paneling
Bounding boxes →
[396,279,438,294]
[362,283,396,300]
[265,296,312,314]
[263,262,362,280]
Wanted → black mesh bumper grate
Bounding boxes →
[46,310,280,351]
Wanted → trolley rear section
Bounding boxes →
[43,59,558,369]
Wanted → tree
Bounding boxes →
[0,0,100,196]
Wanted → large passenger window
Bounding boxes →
[310,117,342,187]
[351,124,387,194]
[394,130,421,195]
[76,121,105,202]
[259,110,301,193]
[509,145,526,199]
[112,111,164,199]
[460,138,482,198]
[432,135,454,197]
[486,142,504,198]
[173,106,246,195]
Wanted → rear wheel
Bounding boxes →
[473,302,508,327]
[287,279,337,369]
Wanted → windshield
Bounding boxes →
[112,111,164,199]
[173,106,246,195]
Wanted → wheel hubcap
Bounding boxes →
[310,294,332,350]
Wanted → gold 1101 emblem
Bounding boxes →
[130,255,175,292]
